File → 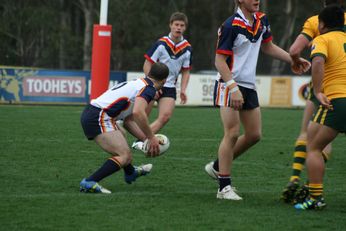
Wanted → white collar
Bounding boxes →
[168,33,184,43]
[236,7,256,24]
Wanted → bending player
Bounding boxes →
[79,63,169,193]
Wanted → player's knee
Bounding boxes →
[158,113,171,125]
[247,132,261,144]
[112,148,132,166]
[121,151,133,166]
[224,130,240,141]
[124,154,133,166]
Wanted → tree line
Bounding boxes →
[0,0,323,74]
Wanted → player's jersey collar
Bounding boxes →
[168,33,184,44]
[236,7,256,24]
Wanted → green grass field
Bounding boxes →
[1,105,346,231]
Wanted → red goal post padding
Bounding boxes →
[90,24,112,100]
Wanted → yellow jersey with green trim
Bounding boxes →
[301,12,346,41]
[310,30,346,99]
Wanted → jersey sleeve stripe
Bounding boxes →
[216,49,233,56]
[136,95,151,104]
[144,54,156,64]
[181,66,192,70]
[301,32,313,41]
[262,36,273,43]
[311,53,326,60]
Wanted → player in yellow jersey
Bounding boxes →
[295,5,346,210]
[281,0,345,204]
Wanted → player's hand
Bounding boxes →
[291,58,311,75]
[230,89,244,111]
[180,91,187,104]
[146,136,160,157]
[316,92,332,110]
[154,90,162,100]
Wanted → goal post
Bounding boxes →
[90,0,112,100]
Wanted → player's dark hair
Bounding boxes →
[319,5,345,29]
[324,0,344,8]
[170,12,188,25]
[148,63,169,81]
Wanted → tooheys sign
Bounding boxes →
[23,76,85,97]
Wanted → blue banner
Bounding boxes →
[0,67,126,104]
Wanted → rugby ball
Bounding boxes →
[142,134,170,156]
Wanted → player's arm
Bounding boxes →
[261,41,310,74]
[180,69,190,104]
[123,116,147,142]
[289,34,310,62]
[215,53,243,110]
[143,59,153,76]
[311,56,331,108]
[144,59,161,101]
[132,97,160,156]
[261,41,292,62]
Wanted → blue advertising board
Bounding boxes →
[0,67,126,104]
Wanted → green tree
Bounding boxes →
[0,0,323,74]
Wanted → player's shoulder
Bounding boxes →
[255,11,267,19]
[312,33,328,46]
[147,36,168,46]
[132,77,156,93]
[181,39,192,48]
[305,15,318,24]
[218,13,237,29]
[227,11,267,28]
[321,30,344,40]
[139,78,156,94]
[134,77,153,85]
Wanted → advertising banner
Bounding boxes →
[291,77,311,107]
[128,72,214,106]
[178,74,215,106]
[0,67,126,104]
[2,68,309,107]
[256,76,271,106]
[128,72,276,107]
[269,77,292,107]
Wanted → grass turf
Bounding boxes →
[0,105,346,231]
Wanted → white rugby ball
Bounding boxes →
[142,134,170,155]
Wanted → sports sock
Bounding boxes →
[213,159,219,171]
[123,164,135,175]
[218,174,231,191]
[289,140,306,182]
[87,156,121,182]
[308,183,323,200]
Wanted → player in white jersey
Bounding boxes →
[79,63,169,194]
[132,12,192,149]
[204,0,311,201]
